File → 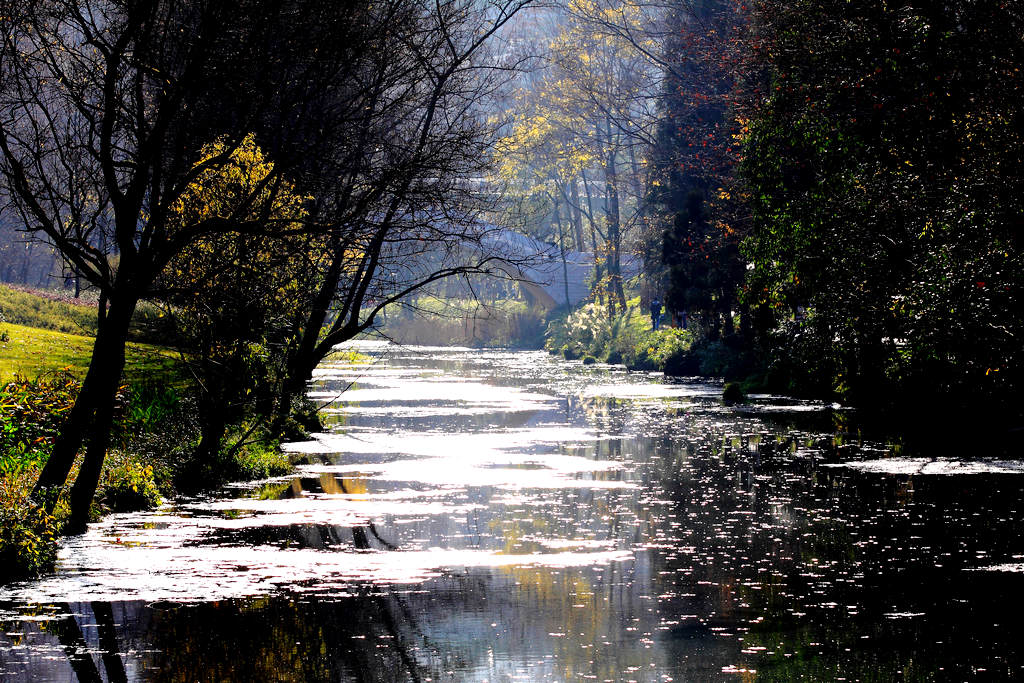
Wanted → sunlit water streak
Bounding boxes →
[3,343,1024,681]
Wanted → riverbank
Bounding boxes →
[543,297,1024,453]
[0,288,300,582]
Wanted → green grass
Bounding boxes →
[0,285,98,336]
[0,323,180,381]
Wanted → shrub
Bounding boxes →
[278,395,324,442]
[722,382,747,404]
[177,424,292,490]
[582,355,597,365]
[128,301,180,344]
[0,470,59,581]
[118,380,181,434]
[545,299,695,373]
[98,453,162,512]
[233,437,291,480]
[1,371,79,456]
[621,328,691,372]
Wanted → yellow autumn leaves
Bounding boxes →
[169,132,309,231]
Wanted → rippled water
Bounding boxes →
[3,344,1024,681]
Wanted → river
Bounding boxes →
[2,343,1024,681]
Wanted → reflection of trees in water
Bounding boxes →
[135,594,424,681]
[0,602,130,683]
[49,603,105,683]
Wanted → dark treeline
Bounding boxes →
[647,0,1023,431]
[0,0,532,531]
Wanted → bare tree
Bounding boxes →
[0,0,536,530]
[0,0,321,530]
[275,0,537,418]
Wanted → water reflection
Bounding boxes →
[3,344,1024,680]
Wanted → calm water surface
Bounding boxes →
[2,344,1024,681]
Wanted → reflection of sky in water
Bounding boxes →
[826,458,1024,475]
[4,341,1024,682]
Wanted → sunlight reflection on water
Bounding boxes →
[4,342,1024,682]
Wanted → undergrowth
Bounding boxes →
[0,372,77,580]
[545,300,694,372]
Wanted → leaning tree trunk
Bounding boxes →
[63,296,137,533]
[274,250,345,432]
[33,293,132,507]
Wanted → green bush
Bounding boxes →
[545,300,695,373]
[581,355,597,365]
[1,371,79,456]
[177,424,292,490]
[127,301,180,344]
[119,380,181,434]
[233,437,291,480]
[98,453,162,512]
[620,327,691,372]
[722,382,747,404]
[0,472,59,581]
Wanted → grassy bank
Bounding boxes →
[0,288,297,582]
[0,284,98,336]
[0,283,173,346]
[0,322,179,380]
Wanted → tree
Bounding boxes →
[646,0,748,338]
[739,0,1024,416]
[155,134,311,467]
[273,0,537,420]
[498,1,661,314]
[0,0,328,530]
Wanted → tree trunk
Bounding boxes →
[603,121,626,313]
[20,242,32,284]
[33,294,127,502]
[195,403,229,468]
[580,170,604,305]
[721,288,735,336]
[63,297,137,533]
[274,242,345,430]
[568,180,585,252]
[552,197,571,309]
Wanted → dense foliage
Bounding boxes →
[648,0,748,341]
[545,301,692,371]
[738,0,1024,420]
